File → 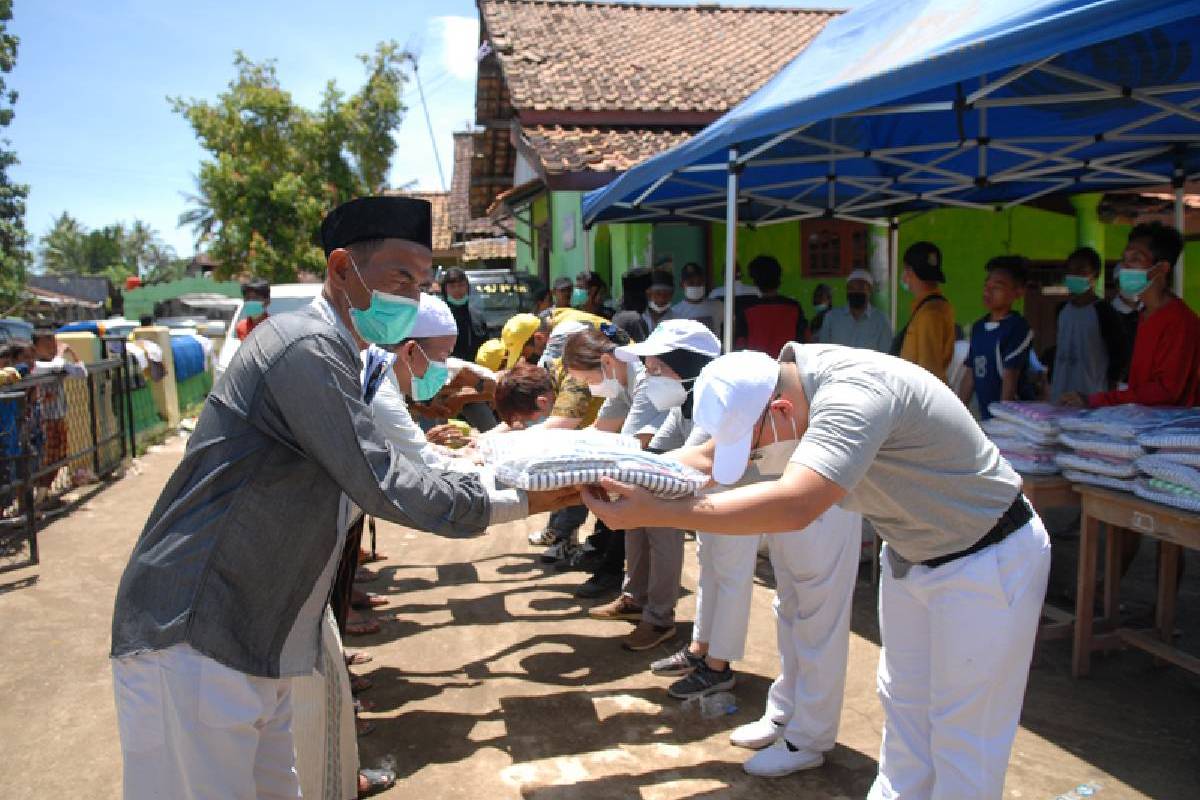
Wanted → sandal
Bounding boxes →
[345,613,381,636]
[350,675,373,694]
[345,651,373,667]
[359,549,388,565]
[351,591,388,610]
[358,767,395,797]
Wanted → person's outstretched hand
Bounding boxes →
[526,486,582,515]
[581,476,666,530]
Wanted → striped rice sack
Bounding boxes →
[1061,468,1137,493]
[1133,477,1200,513]
[1057,431,1145,460]
[1136,454,1200,494]
[497,451,709,499]
[1135,416,1200,451]
[1055,451,1138,478]
[1059,405,1200,439]
[1149,449,1200,468]
[988,402,1086,436]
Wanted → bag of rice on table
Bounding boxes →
[1133,476,1200,513]
[1060,468,1137,493]
[987,402,1087,437]
[1057,430,1145,460]
[1136,416,1200,451]
[481,428,709,499]
[1055,451,1139,478]
[1059,405,1200,439]
[1136,454,1200,494]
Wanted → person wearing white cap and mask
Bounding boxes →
[582,343,1051,798]
[819,269,893,353]
[586,320,721,653]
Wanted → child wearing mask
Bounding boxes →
[959,255,1034,419]
[1049,246,1126,402]
[642,269,677,332]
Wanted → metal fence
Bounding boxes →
[0,358,132,573]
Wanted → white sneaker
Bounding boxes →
[528,528,557,546]
[743,740,824,777]
[730,716,783,749]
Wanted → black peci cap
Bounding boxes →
[320,196,432,257]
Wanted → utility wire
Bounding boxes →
[413,60,447,192]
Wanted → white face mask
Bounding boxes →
[587,361,622,399]
[648,300,671,314]
[746,407,800,478]
[684,286,706,302]
[644,375,689,411]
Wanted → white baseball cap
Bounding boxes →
[613,318,722,363]
[846,268,874,286]
[408,293,458,339]
[693,350,780,485]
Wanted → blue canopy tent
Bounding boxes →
[581,0,1200,349]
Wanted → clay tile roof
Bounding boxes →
[463,237,518,261]
[479,0,839,114]
[385,190,454,252]
[521,125,695,175]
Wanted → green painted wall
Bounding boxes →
[547,190,587,284]
[515,211,534,273]
[606,222,653,302]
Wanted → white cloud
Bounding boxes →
[433,15,479,82]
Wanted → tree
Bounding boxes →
[173,42,409,282]
[0,0,28,310]
[37,213,177,284]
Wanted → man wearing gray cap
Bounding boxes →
[109,196,573,799]
[584,342,1050,800]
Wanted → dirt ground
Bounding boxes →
[0,435,1197,799]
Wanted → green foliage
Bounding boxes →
[0,0,29,310]
[173,42,409,282]
[37,212,177,285]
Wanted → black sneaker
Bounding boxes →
[573,571,622,598]
[650,646,705,677]
[540,539,576,564]
[668,661,736,699]
[557,547,604,572]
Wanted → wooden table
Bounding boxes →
[1022,474,1077,514]
[1073,484,1200,677]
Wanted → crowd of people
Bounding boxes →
[107,193,1197,800]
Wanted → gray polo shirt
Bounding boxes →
[818,304,893,353]
[782,342,1021,563]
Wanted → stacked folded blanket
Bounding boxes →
[985,402,1088,475]
[481,427,709,499]
[1131,418,1200,510]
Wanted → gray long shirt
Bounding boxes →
[111,297,523,678]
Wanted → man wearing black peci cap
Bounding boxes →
[109,196,575,799]
[891,241,957,382]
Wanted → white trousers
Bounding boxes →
[112,643,302,800]
[763,504,861,752]
[692,531,761,661]
[869,518,1051,800]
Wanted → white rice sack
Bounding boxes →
[1059,405,1200,439]
[1055,451,1139,478]
[1057,431,1145,460]
[1133,477,1200,513]
[482,428,707,499]
[1136,454,1200,494]
[1002,450,1060,475]
[1136,417,1200,451]
[981,418,1059,446]
[1061,468,1137,493]
[1148,449,1200,468]
[988,402,1088,436]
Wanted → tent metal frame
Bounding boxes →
[585,49,1199,349]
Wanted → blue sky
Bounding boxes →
[9,0,852,260]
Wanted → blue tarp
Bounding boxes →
[584,0,1200,226]
[170,336,206,382]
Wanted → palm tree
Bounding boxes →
[178,177,216,249]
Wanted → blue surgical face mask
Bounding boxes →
[409,342,449,401]
[346,255,420,344]
[445,292,470,307]
[242,300,265,318]
[570,287,588,307]
[1064,275,1092,296]
[1117,265,1151,298]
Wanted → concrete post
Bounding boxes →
[134,326,180,429]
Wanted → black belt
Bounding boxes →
[921,492,1033,569]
